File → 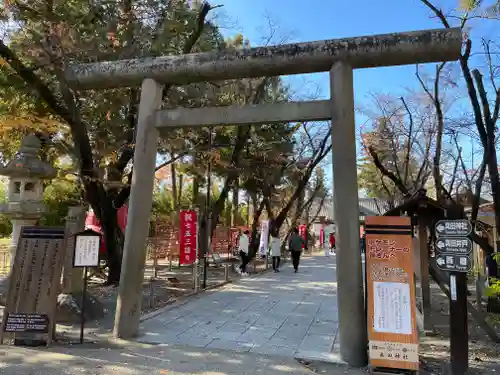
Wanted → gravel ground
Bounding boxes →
[419,282,500,374]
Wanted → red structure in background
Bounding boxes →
[85,205,129,254]
[212,225,231,255]
[298,224,307,249]
[85,206,251,262]
[151,219,178,260]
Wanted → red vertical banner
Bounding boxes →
[179,210,198,265]
[319,227,325,245]
[298,224,307,249]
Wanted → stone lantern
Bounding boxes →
[0,134,57,264]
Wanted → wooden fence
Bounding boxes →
[147,219,247,262]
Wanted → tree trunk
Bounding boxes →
[297,187,306,224]
[232,180,240,226]
[178,172,183,206]
[192,174,200,208]
[225,201,232,226]
[251,193,259,224]
[246,192,251,225]
[95,196,123,285]
[273,167,315,229]
[171,161,178,211]
[209,179,233,236]
[248,199,266,259]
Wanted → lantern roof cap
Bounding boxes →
[0,134,57,179]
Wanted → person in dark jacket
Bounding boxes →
[288,227,305,273]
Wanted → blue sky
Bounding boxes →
[214,0,461,102]
[212,0,498,186]
[214,0,496,100]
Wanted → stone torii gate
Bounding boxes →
[65,27,461,366]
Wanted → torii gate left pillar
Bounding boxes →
[113,79,163,338]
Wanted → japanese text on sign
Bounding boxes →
[371,263,409,283]
[444,238,468,247]
[435,219,472,236]
[179,210,198,265]
[373,282,412,335]
[4,313,49,333]
[369,341,419,363]
[0,227,66,346]
[367,239,410,260]
[74,234,100,267]
[445,221,468,231]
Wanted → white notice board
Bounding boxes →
[73,234,100,267]
[373,281,412,335]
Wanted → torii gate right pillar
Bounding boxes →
[330,61,367,366]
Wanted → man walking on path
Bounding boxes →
[238,229,250,276]
[288,227,304,272]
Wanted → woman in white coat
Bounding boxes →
[269,228,281,272]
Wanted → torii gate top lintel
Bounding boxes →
[66,27,462,90]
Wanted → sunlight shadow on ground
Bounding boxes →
[135,256,340,365]
[0,342,350,375]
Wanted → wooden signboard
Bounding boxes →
[0,227,66,346]
[365,216,419,372]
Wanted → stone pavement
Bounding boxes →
[0,342,368,375]
[139,254,341,363]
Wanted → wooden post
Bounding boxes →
[61,206,86,294]
[418,216,432,331]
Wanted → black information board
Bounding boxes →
[4,313,49,334]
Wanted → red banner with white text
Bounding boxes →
[179,210,198,265]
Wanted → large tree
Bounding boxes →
[417,0,499,251]
[0,0,227,284]
[365,0,499,254]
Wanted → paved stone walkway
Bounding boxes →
[139,254,341,362]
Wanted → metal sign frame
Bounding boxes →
[72,229,102,268]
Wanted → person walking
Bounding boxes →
[329,232,336,254]
[269,228,281,272]
[238,229,250,276]
[288,227,304,273]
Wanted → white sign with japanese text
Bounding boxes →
[373,281,412,335]
[74,234,100,267]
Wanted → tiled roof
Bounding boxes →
[307,196,392,222]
